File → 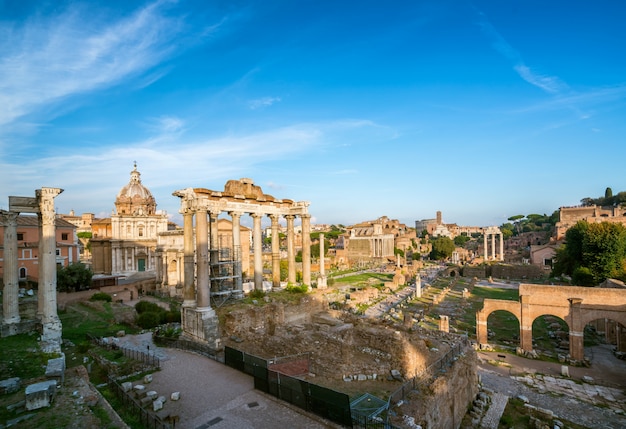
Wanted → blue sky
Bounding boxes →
[1,0,625,229]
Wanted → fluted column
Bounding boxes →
[499,233,504,261]
[37,187,64,353]
[229,212,243,292]
[196,210,210,309]
[269,214,281,288]
[1,211,20,324]
[251,213,263,290]
[182,209,196,307]
[491,233,495,260]
[319,233,326,277]
[301,214,311,287]
[286,215,296,284]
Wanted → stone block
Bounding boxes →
[146,390,158,400]
[45,355,66,384]
[0,377,21,395]
[171,391,180,401]
[121,382,133,392]
[153,399,164,411]
[133,384,146,392]
[25,380,57,410]
[140,396,153,408]
[157,395,166,404]
[144,374,153,384]
[561,365,569,377]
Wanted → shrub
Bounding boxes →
[248,289,265,299]
[90,292,112,302]
[136,312,162,329]
[285,284,308,293]
[135,301,163,314]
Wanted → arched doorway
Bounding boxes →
[531,315,569,358]
[487,310,520,348]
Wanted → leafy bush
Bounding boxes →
[135,301,163,314]
[90,292,112,302]
[136,312,162,329]
[248,289,266,299]
[285,284,308,293]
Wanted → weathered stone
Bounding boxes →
[171,391,180,401]
[121,382,133,392]
[0,377,21,395]
[560,365,569,377]
[146,390,158,400]
[45,355,66,384]
[143,374,153,384]
[153,399,163,411]
[25,380,57,410]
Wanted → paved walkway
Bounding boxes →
[116,333,339,429]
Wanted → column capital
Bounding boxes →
[268,213,280,221]
[299,213,311,220]
[250,212,263,219]
[228,211,242,218]
[0,210,19,225]
[284,214,295,220]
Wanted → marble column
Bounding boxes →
[491,233,495,260]
[252,213,264,290]
[269,214,281,288]
[195,210,210,309]
[301,214,311,287]
[286,215,296,284]
[1,211,20,324]
[182,209,196,307]
[499,233,504,261]
[483,233,488,261]
[37,187,63,353]
[208,211,219,292]
[317,232,327,289]
[229,211,243,293]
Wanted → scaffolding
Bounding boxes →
[209,243,243,306]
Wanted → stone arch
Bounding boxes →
[476,299,521,345]
[530,313,570,354]
[167,259,178,286]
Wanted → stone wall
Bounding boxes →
[462,264,543,280]
[391,344,478,429]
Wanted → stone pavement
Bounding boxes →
[116,333,339,429]
[479,392,508,429]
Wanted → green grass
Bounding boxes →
[0,332,50,380]
[59,302,138,346]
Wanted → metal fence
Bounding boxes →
[107,376,173,429]
[225,346,353,427]
[88,333,161,369]
[153,335,222,362]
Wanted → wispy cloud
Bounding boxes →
[477,12,567,94]
[0,0,202,128]
[248,96,282,110]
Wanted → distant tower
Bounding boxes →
[436,211,442,225]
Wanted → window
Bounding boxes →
[19,267,26,279]
[17,233,24,241]
[56,249,61,256]
[22,249,32,259]
[62,233,68,240]
[139,227,144,237]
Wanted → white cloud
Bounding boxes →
[0,1,195,128]
[248,96,282,110]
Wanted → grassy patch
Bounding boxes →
[0,332,48,380]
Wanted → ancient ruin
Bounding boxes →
[172,178,311,347]
[0,188,64,352]
[477,283,626,361]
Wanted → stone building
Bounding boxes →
[415,211,482,238]
[90,164,170,276]
[335,217,395,267]
[556,204,626,240]
[0,215,79,283]
[58,210,95,263]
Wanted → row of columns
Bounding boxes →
[483,230,504,261]
[181,208,311,310]
[1,188,63,353]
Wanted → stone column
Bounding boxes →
[491,233,495,260]
[301,214,311,287]
[568,298,584,361]
[439,315,449,333]
[195,210,210,309]
[269,214,281,288]
[36,187,63,353]
[317,232,327,289]
[182,209,196,307]
[1,211,20,324]
[208,211,219,292]
[229,211,243,293]
[286,215,296,284]
[252,213,264,290]
[483,233,488,261]
[499,233,504,261]
[519,294,533,353]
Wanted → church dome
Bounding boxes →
[115,163,157,215]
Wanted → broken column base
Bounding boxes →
[40,320,63,354]
[181,307,221,351]
[317,276,327,289]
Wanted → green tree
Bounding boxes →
[454,235,470,247]
[552,220,626,284]
[429,237,455,260]
[56,263,93,292]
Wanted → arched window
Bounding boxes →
[19,267,27,279]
